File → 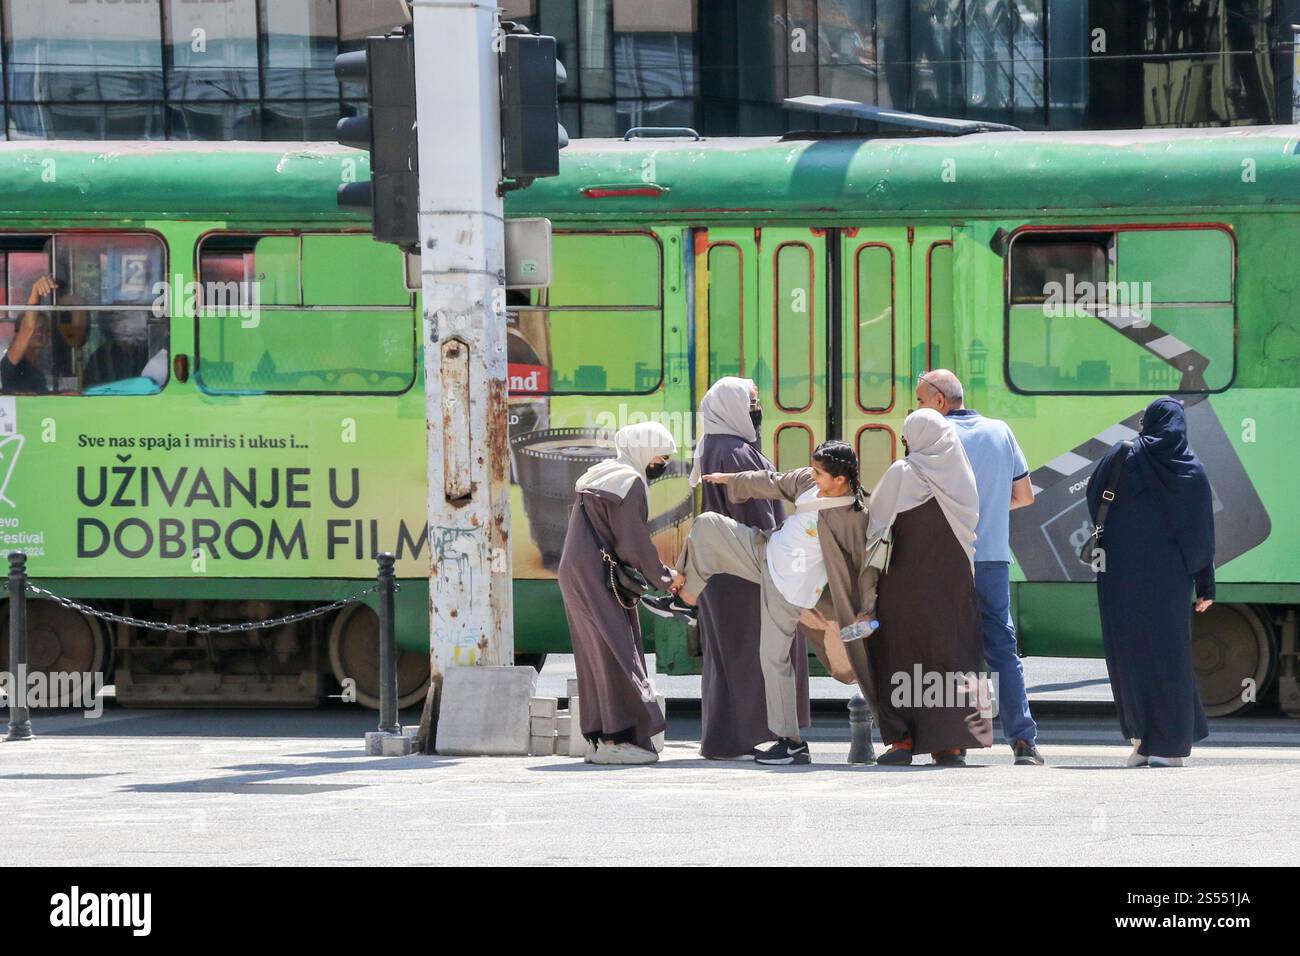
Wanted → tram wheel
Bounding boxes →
[0,599,108,706]
[1193,603,1275,717]
[327,603,430,710]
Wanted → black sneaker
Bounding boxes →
[640,593,698,626]
[1012,740,1045,766]
[933,751,967,767]
[754,738,810,766]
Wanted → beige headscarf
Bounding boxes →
[574,421,678,500]
[865,408,980,571]
[690,376,757,487]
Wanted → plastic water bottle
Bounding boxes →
[839,618,880,643]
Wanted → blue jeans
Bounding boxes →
[974,561,1037,746]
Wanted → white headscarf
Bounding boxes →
[865,408,980,571]
[690,376,757,487]
[574,421,678,500]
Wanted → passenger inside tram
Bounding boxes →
[1,267,165,395]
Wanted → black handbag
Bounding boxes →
[1078,440,1134,565]
[578,497,651,609]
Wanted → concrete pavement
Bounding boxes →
[5,706,1296,866]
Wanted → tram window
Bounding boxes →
[774,423,813,471]
[927,242,955,371]
[1009,233,1108,304]
[707,243,744,381]
[1116,229,1233,303]
[195,232,415,395]
[1007,227,1235,394]
[514,231,664,395]
[545,233,661,308]
[774,242,814,411]
[0,233,168,396]
[856,425,895,493]
[854,244,894,411]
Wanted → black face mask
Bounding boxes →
[645,461,668,481]
[749,407,763,434]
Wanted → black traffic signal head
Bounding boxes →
[335,32,419,249]
[500,33,568,181]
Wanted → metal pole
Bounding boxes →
[6,551,32,741]
[377,552,400,734]
[410,0,514,683]
[846,694,875,764]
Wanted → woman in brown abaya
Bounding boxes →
[691,377,810,759]
[557,421,678,766]
[865,408,993,766]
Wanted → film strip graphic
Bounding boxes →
[1010,309,1269,583]
[1026,412,1143,500]
[1095,305,1209,392]
[1025,307,1210,500]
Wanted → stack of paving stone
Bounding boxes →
[528,679,667,756]
[528,696,560,755]
[526,680,580,756]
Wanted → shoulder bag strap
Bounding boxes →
[1093,440,1134,534]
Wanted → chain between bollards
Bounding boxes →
[6,551,32,741]
[376,552,400,736]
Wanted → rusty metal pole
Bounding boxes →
[410,0,514,705]
[6,551,32,741]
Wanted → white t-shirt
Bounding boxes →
[765,487,841,609]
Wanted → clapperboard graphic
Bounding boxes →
[1009,306,1271,583]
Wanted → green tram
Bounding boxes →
[0,129,1296,716]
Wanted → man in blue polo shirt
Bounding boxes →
[917,369,1044,766]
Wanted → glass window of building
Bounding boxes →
[0,0,1293,140]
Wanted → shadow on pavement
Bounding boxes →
[29,706,426,739]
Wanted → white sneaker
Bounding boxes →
[582,739,597,763]
[1126,738,1148,768]
[592,741,658,765]
[1148,755,1185,768]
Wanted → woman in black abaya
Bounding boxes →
[1087,397,1215,767]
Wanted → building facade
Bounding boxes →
[3,0,1296,140]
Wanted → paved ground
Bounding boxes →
[6,702,1297,866]
[538,653,1115,706]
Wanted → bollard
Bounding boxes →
[846,694,875,764]
[376,552,400,736]
[6,551,32,741]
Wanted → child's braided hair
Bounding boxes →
[812,440,865,511]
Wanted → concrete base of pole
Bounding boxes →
[365,730,415,757]
[435,666,537,756]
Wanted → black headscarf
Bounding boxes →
[1131,397,1215,576]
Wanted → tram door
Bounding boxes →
[695,227,829,471]
[838,228,911,491]
[696,225,953,482]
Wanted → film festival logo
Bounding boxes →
[0,665,105,718]
[0,399,24,508]
[151,276,262,328]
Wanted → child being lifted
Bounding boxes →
[642,441,878,766]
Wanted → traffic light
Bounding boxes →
[335,30,419,249]
[500,32,568,182]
